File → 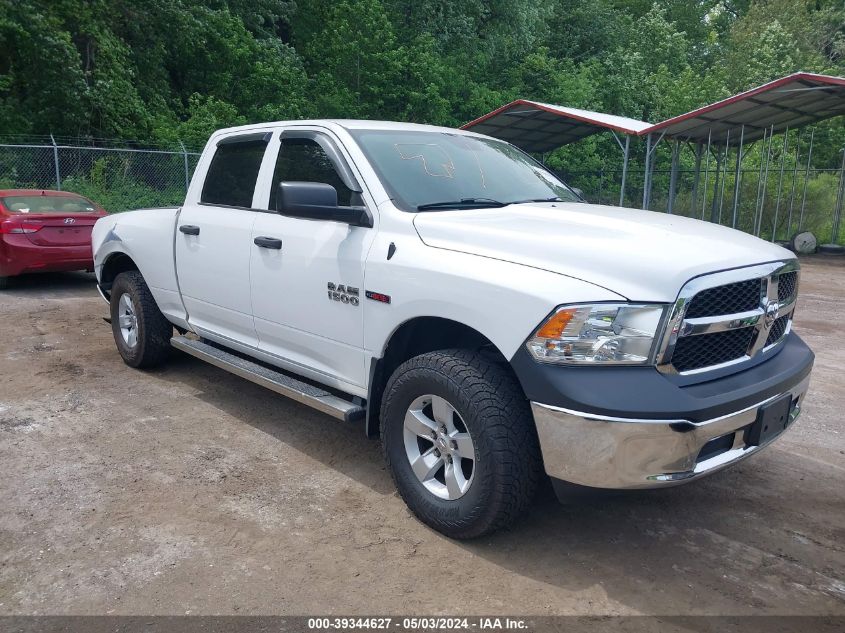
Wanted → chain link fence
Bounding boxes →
[561,165,845,246]
[3,140,843,246]
[0,142,201,212]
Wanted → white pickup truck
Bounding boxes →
[92,120,814,538]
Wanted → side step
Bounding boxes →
[171,336,365,423]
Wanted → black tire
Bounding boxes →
[110,271,172,368]
[0,276,8,290]
[380,349,541,539]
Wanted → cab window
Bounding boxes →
[201,136,269,208]
[269,137,353,210]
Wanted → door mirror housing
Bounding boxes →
[276,181,371,227]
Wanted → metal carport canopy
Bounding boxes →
[644,72,845,144]
[460,100,651,153]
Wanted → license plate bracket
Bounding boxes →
[746,394,792,447]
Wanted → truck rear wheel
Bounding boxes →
[380,349,541,539]
[110,271,172,369]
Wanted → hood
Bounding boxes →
[413,202,795,302]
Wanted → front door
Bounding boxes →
[250,130,374,391]
[176,132,270,346]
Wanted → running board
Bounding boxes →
[171,335,365,423]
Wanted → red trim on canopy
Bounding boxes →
[461,72,845,150]
[462,99,650,136]
[645,72,845,135]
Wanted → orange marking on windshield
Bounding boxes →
[394,144,455,178]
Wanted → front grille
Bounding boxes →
[662,263,799,375]
[685,278,761,319]
[778,271,797,303]
[671,327,756,372]
[766,315,789,346]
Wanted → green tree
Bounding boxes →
[298,0,405,118]
[0,0,89,136]
[0,0,841,176]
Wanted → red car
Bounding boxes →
[0,189,108,289]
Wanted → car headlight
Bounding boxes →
[526,303,668,365]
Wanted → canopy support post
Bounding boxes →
[717,130,730,225]
[731,125,745,229]
[701,129,712,220]
[690,143,703,216]
[753,127,769,234]
[786,130,802,237]
[610,131,631,207]
[710,151,722,223]
[798,127,815,232]
[641,130,666,210]
[771,127,789,242]
[755,125,774,237]
[667,140,680,215]
[620,135,630,207]
[642,134,652,210]
[830,147,845,245]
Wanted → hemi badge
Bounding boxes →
[365,290,391,304]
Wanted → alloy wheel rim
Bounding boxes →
[118,293,138,348]
[403,394,475,500]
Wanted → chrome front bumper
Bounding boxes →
[531,374,810,489]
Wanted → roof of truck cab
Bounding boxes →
[212,119,485,137]
[334,119,477,132]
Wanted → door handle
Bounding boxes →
[179,225,200,236]
[254,236,282,250]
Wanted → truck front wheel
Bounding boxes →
[380,349,541,539]
[110,271,172,369]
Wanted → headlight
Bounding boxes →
[526,303,667,365]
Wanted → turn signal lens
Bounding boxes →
[527,303,667,365]
[535,308,578,339]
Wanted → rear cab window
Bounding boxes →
[200,133,270,208]
[2,194,98,214]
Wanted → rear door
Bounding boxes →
[175,131,272,347]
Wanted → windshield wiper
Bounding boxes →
[510,197,566,204]
[416,197,508,211]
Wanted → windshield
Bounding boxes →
[2,194,98,214]
[349,130,581,211]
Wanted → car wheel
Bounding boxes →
[110,271,172,368]
[381,349,541,539]
[0,276,8,290]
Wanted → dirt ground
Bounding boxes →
[0,256,843,617]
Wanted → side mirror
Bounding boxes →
[571,187,585,200]
[277,181,371,227]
